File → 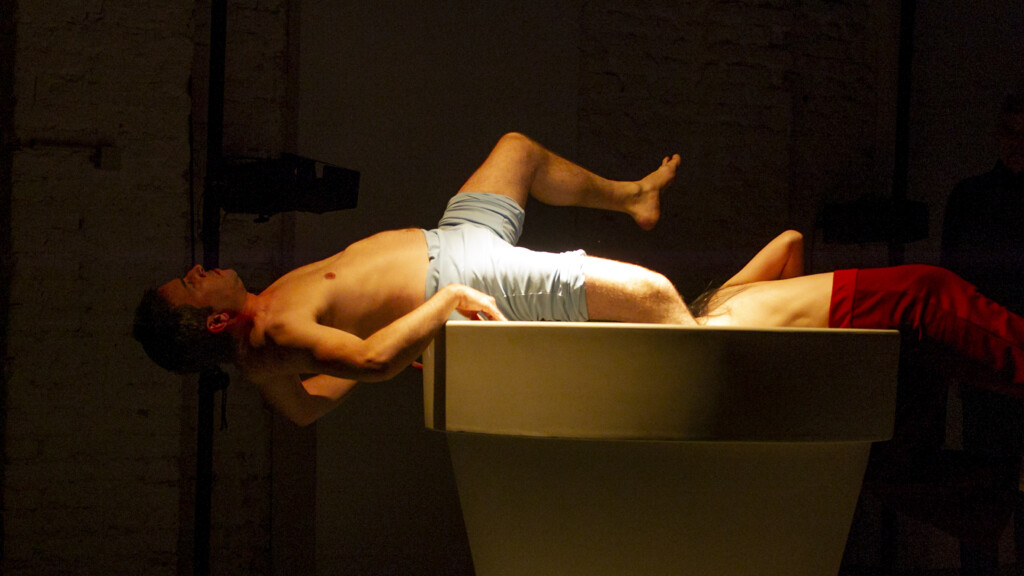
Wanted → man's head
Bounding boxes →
[997,93,1024,173]
[133,265,247,374]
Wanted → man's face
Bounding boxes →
[158,265,246,312]
[997,111,1024,173]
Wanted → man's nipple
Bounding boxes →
[324,272,336,280]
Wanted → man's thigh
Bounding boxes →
[582,256,692,324]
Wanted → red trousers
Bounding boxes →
[830,265,1024,396]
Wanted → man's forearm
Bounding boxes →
[357,284,497,380]
[362,286,460,375]
[292,283,502,382]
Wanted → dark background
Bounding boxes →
[2,0,1023,574]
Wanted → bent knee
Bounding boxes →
[583,258,682,318]
[497,131,531,146]
[779,229,804,246]
[620,270,685,312]
[640,272,680,302]
[584,258,676,296]
[493,132,541,158]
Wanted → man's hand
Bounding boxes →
[445,284,507,321]
[260,283,508,386]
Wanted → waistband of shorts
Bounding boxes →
[438,192,525,245]
[829,268,858,328]
[423,229,442,300]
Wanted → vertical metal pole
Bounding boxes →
[205,0,226,265]
[0,0,17,563]
[878,5,918,569]
[197,0,227,575]
[889,0,916,266]
[194,374,215,576]
[195,368,227,576]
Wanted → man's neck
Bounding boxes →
[240,292,261,319]
[232,292,268,349]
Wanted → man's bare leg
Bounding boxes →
[458,133,695,325]
[458,132,680,230]
[583,257,697,325]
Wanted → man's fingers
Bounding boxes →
[453,286,507,321]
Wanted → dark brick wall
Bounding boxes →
[4,1,1022,574]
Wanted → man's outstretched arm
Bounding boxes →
[280,283,504,380]
[252,284,504,424]
[255,374,359,426]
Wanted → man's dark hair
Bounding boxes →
[133,288,234,374]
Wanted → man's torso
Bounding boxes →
[257,228,429,339]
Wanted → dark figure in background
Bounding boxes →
[943,93,1024,313]
[939,93,1024,575]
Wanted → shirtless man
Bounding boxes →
[134,133,695,425]
[694,229,1024,396]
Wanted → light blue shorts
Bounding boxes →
[423,193,589,321]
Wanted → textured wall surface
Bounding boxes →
[7,2,194,574]
[573,0,900,296]
[4,1,1022,574]
[185,1,291,574]
[6,0,291,574]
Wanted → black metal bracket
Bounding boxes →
[194,3,358,575]
[220,154,359,222]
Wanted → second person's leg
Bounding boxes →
[834,265,1024,393]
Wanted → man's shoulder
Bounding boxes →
[256,309,325,344]
[239,312,350,379]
